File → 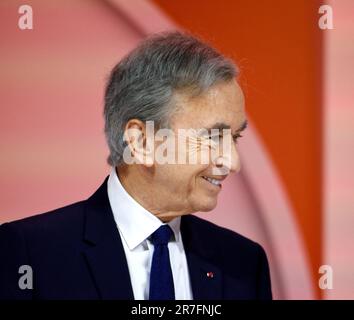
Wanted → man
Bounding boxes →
[0,32,272,300]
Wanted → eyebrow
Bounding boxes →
[205,120,248,134]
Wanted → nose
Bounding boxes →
[229,142,241,173]
[214,141,241,175]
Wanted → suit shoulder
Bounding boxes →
[182,215,271,289]
[0,200,86,240]
[183,214,263,253]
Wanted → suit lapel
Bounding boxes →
[185,251,223,300]
[82,177,134,300]
[181,216,223,300]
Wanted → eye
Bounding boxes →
[233,133,243,144]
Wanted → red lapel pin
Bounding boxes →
[206,271,214,278]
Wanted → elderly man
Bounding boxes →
[0,32,272,300]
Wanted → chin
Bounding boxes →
[196,197,218,212]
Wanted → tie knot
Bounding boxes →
[150,225,173,246]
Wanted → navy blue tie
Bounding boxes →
[149,224,175,300]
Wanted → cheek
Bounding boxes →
[170,165,204,193]
[190,165,209,190]
[157,165,195,192]
[155,163,209,196]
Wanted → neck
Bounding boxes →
[115,165,185,222]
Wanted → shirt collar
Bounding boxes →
[107,167,181,250]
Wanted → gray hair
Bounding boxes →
[104,31,238,167]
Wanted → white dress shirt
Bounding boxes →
[107,167,193,300]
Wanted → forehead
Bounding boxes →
[171,80,246,131]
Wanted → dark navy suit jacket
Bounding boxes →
[0,177,272,300]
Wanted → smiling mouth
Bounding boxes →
[201,176,222,188]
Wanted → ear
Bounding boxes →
[123,119,154,166]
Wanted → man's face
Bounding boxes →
[152,80,247,217]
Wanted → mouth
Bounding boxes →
[201,176,223,188]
